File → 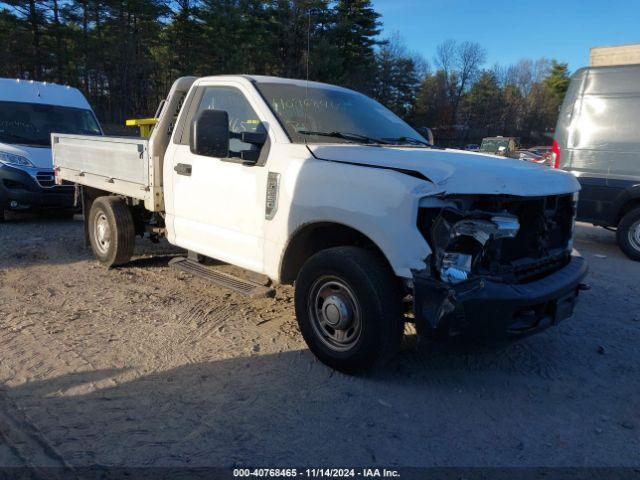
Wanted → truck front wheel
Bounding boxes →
[88,196,135,267]
[294,246,404,373]
[617,207,640,261]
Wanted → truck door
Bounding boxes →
[167,85,270,273]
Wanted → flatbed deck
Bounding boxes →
[52,133,163,211]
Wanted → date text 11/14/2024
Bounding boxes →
[232,468,401,478]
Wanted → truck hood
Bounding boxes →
[308,145,580,196]
[0,142,52,169]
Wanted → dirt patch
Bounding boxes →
[0,217,638,467]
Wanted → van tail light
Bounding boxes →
[551,140,561,169]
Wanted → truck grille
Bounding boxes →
[474,194,575,283]
[36,171,56,188]
[420,193,576,285]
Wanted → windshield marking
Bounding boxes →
[255,82,429,147]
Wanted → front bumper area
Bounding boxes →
[413,255,588,338]
[0,164,75,212]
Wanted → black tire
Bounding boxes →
[294,246,404,373]
[617,207,640,261]
[88,196,135,267]
[0,209,5,222]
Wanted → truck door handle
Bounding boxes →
[174,163,192,176]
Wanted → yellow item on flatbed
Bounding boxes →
[125,117,158,138]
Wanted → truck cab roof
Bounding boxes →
[0,78,91,109]
[196,74,355,94]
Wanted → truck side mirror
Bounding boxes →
[416,127,434,145]
[190,109,229,158]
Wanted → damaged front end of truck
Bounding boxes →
[413,192,589,338]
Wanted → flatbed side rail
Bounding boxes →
[51,133,161,211]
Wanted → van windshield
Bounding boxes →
[255,82,426,145]
[0,101,101,147]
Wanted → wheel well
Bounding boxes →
[280,222,390,284]
[81,187,149,237]
[617,198,640,225]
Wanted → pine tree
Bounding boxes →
[0,0,573,138]
[2,0,49,78]
[373,34,420,118]
[462,70,502,134]
[329,0,380,93]
[161,0,203,80]
[544,60,570,101]
[0,9,30,77]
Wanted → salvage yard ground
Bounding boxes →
[0,217,638,468]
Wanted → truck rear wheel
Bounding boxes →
[294,246,404,373]
[88,196,135,267]
[617,207,640,261]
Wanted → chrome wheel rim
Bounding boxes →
[629,220,640,252]
[308,276,362,352]
[94,212,111,255]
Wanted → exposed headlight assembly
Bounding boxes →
[0,151,34,168]
[434,214,520,284]
[440,252,473,283]
[450,215,519,245]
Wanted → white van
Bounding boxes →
[0,78,102,220]
[554,65,640,261]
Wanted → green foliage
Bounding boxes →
[0,1,570,144]
[373,34,420,118]
[544,60,571,101]
[0,0,387,124]
[413,70,450,127]
[461,70,502,132]
[413,55,570,146]
[329,0,380,92]
[0,9,30,77]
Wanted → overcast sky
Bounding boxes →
[373,0,639,72]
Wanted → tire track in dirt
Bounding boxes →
[1,249,298,465]
[1,219,639,468]
[0,391,70,472]
[0,274,121,467]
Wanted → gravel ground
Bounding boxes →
[0,215,638,469]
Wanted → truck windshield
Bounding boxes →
[480,139,510,153]
[255,82,427,146]
[0,101,101,147]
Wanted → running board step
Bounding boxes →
[169,257,275,298]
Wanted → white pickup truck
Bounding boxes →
[53,75,588,372]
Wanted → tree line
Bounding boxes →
[0,0,570,145]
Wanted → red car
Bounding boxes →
[527,146,553,165]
